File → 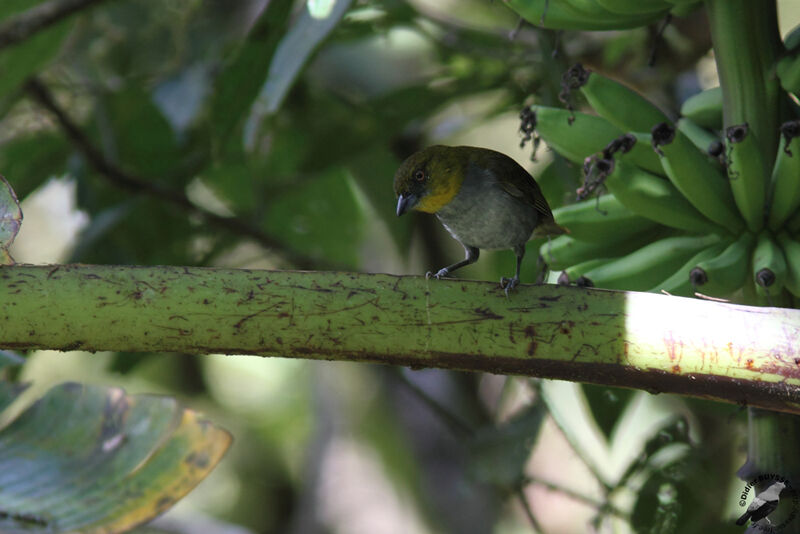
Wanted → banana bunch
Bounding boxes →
[504,0,696,31]
[531,59,800,302]
[776,24,800,97]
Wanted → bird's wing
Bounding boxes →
[490,153,555,220]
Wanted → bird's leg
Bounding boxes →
[427,246,479,279]
[500,244,526,295]
[535,250,549,284]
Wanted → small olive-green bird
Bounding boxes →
[394,145,566,292]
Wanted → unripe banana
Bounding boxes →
[679,86,722,130]
[787,209,800,236]
[648,241,727,296]
[505,0,668,30]
[676,118,722,164]
[540,231,657,271]
[557,257,614,286]
[775,232,800,297]
[604,133,664,176]
[767,120,800,231]
[785,23,800,51]
[651,122,744,232]
[690,231,755,297]
[726,123,768,233]
[751,231,787,297]
[668,2,701,17]
[776,52,800,96]
[601,158,726,235]
[552,193,660,243]
[528,105,622,165]
[581,234,721,291]
[564,63,672,133]
[595,0,671,15]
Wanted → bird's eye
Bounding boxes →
[414,170,425,182]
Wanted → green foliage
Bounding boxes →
[1,0,793,531]
[0,381,230,533]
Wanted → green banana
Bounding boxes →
[648,241,727,296]
[595,0,671,15]
[752,231,787,297]
[679,86,722,130]
[552,193,661,243]
[668,2,701,17]
[651,122,744,232]
[690,231,755,297]
[775,232,800,297]
[785,23,800,51]
[529,105,622,165]
[767,120,800,231]
[581,234,721,291]
[726,123,768,232]
[777,52,800,96]
[787,209,800,235]
[602,158,726,235]
[505,0,669,30]
[556,257,615,286]
[606,133,665,176]
[676,118,722,163]
[565,63,672,132]
[540,230,659,271]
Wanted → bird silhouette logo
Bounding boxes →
[737,481,786,527]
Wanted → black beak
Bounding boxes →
[396,193,418,216]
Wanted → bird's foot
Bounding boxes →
[426,268,450,280]
[500,276,520,296]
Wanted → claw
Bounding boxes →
[427,268,449,280]
[500,276,520,296]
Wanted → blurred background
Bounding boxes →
[2,0,799,532]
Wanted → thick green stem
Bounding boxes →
[706,0,783,168]
[708,1,798,512]
[1,265,800,413]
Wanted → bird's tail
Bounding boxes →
[735,510,752,526]
[532,219,569,239]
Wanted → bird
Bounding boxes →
[736,481,786,526]
[393,145,566,293]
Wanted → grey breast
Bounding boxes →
[435,164,538,250]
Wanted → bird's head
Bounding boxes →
[393,145,467,216]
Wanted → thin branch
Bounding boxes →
[521,475,628,520]
[392,369,474,439]
[515,486,544,533]
[0,0,110,50]
[24,77,325,269]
